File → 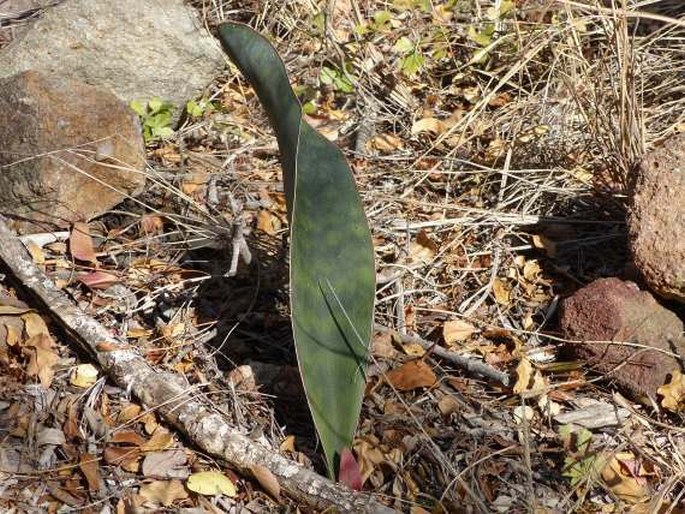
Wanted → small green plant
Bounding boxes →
[130,97,175,143]
[353,10,393,36]
[293,84,318,115]
[467,0,517,64]
[393,36,425,76]
[319,65,355,94]
[186,98,216,118]
[393,0,431,13]
[559,425,607,487]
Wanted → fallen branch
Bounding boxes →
[0,218,396,514]
[375,324,511,387]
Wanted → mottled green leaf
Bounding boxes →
[401,51,425,76]
[392,36,414,54]
[218,23,375,478]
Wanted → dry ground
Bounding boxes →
[1,0,685,512]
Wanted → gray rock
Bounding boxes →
[560,278,685,403]
[0,0,225,113]
[628,133,685,303]
[0,70,146,232]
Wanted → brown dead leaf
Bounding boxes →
[141,412,159,435]
[63,403,80,440]
[400,341,426,356]
[279,435,295,453]
[386,360,437,391]
[531,234,557,258]
[140,214,164,236]
[180,172,208,196]
[70,363,98,388]
[513,358,533,394]
[142,450,188,479]
[437,394,460,416]
[315,123,339,142]
[78,270,120,290]
[25,241,45,265]
[110,430,146,446]
[22,311,49,338]
[601,453,650,503]
[411,117,447,136]
[408,230,437,265]
[250,464,281,501]
[257,210,277,235]
[5,321,21,346]
[443,319,477,345]
[150,144,182,164]
[353,439,385,485]
[23,333,59,388]
[368,133,404,152]
[522,259,542,282]
[104,445,141,472]
[488,92,512,108]
[0,303,32,315]
[96,341,131,352]
[403,304,416,332]
[372,332,397,359]
[187,470,237,496]
[70,222,97,264]
[139,479,189,507]
[127,327,152,339]
[331,0,353,29]
[79,453,102,493]
[657,369,685,412]
[432,3,453,23]
[142,428,174,452]
[160,321,185,343]
[118,403,142,424]
[492,278,511,305]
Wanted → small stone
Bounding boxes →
[560,278,685,402]
[0,70,146,232]
[628,133,685,302]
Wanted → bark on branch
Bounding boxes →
[0,219,396,514]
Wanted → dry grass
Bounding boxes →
[1,0,685,512]
[184,0,685,511]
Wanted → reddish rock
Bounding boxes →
[560,278,685,402]
[628,133,685,303]
[0,70,145,232]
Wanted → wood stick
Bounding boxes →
[375,323,511,387]
[0,218,397,514]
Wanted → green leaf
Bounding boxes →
[319,66,355,94]
[372,10,392,29]
[302,101,317,115]
[147,97,174,115]
[218,23,375,478]
[129,99,147,117]
[400,51,425,76]
[468,23,496,47]
[186,100,204,118]
[151,126,175,139]
[500,0,515,16]
[353,23,369,37]
[392,36,414,54]
[186,99,215,118]
[319,66,337,86]
[312,11,326,33]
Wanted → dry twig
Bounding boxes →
[0,218,396,514]
[375,323,511,387]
